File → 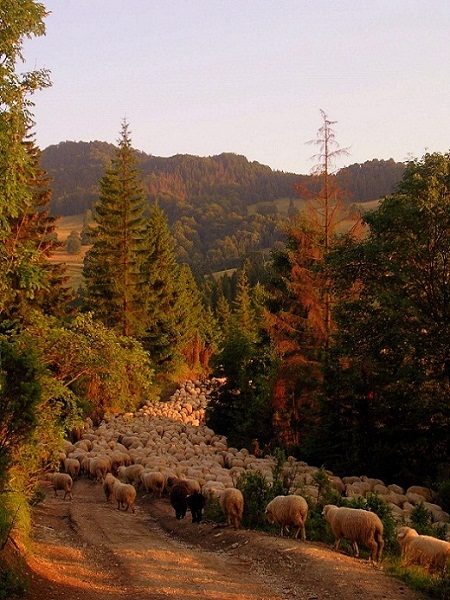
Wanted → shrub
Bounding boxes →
[0,566,28,600]
[202,495,225,524]
[271,448,296,496]
[312,467,341,507]
[410,502,434,535]
[236,471,273,529]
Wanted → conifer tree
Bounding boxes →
[2,138,73,322]
[140,202,183,373]
[265,111,358,446]
[83,121,148,337]
[176,264,218,370]
[206,263,277,449]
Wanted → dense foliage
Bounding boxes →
[314,152,450,485]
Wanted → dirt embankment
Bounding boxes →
[23,479,426,600]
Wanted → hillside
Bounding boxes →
[42,141,405,275]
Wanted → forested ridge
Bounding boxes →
[42,140,406,274]
[43,140,405,217]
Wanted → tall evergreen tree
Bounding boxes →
[264,111,359,447]
[141,202,183,373]
[176,264,218,370]
[83,121,148,337]
[2,138,73,322]
[206,263,277,449]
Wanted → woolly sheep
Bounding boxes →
[63,457,80,480]
[322,504,384,562]
[48,473,73,500]
[109,451,132,474]
[117,464,145,487]
[89,457,111,483]
[112,481,137,513]
[103,473,119,503]
[170,481,191,519]
[265,495,308,540]
[186,492,206,523]
[397,526,450,572]
[219,488,244,530]
[140,471,165,497]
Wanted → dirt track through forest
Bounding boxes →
[24,479,426,600]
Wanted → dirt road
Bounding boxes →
[24,479,425,600]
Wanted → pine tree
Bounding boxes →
[1,136,73,323]
[140,202,183,373]
[176,264,218,370]
[264,111,358,446]
[83,121,148,337]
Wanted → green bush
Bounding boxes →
[387,559,450,600]
[311,467,342,507]
[202,495,225,524]
[305,501,334,543]
[410,502,434,535]
[236,471,273,529]
[0,566,28,599]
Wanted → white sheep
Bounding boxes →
[140,471,165,497]
[63,457,80,480]
[322,504,384,563]
[112,481,137,513]
[103,473,119,503]
[397,526,450,572]
[89,457,111,483]
[47,473,73,500]
[219,488,244,530]
[117,464,145,487]
[265,495,308,540]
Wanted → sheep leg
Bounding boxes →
[352,541,359,557]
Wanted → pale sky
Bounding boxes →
[23,0,450,175]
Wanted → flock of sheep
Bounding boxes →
[48,379,450,573]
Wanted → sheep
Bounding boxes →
[47,473,73,500]
[140,471,165,497]
[109,451,132,474]
[63,457,80,480]
[219,488,244,530]
[103,473,119,503]
[117,463,145,487]
[322,504,384,563]
[112,481,137,513]
[265,495,308,540]
[397,526,450,572]
[170,481,191,519]
[89,457,110,483]
[186,492,206,523]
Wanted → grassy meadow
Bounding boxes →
[51,214,86,290]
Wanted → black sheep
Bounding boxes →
[187,492,206,523]
[170,481,191,519]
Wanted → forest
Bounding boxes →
[2,4,450,597]
[42,140,405,275]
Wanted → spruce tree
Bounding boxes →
[83,121,148,337]
[176,264,218,370]
[141,202,183,373]
[2,138,73,322]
